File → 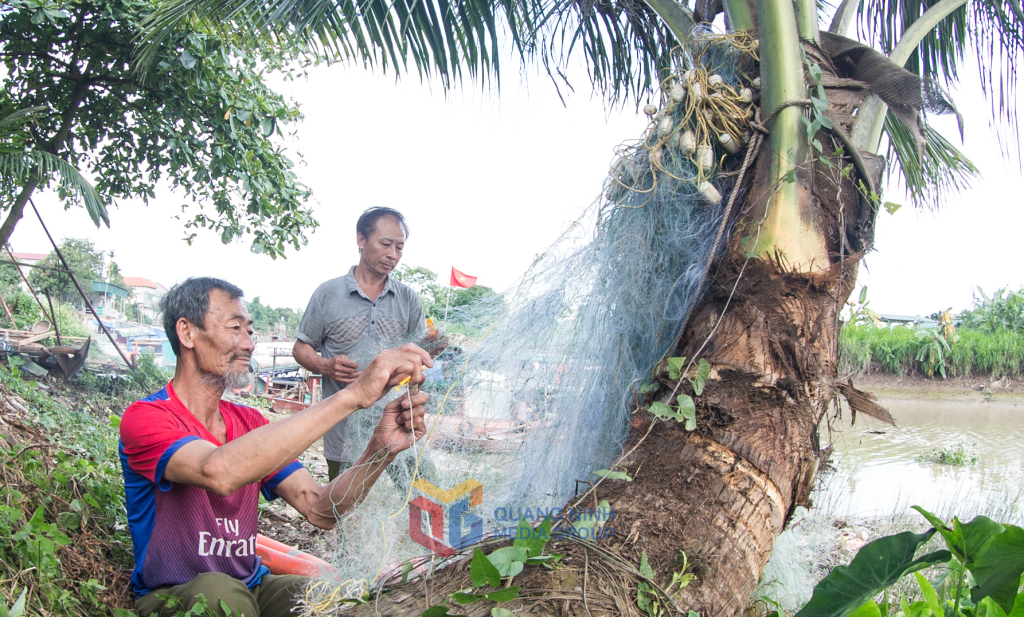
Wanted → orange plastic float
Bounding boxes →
[255,534,335,577]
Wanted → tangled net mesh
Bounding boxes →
[301,29,761,613]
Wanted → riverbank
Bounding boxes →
[852,371,1024,400]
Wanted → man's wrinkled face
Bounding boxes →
[190,289,255,391]
[357,215,406,277]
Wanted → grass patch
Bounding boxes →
[915,442,979,466]
[839,324,1024,379]
[0,361,163,616]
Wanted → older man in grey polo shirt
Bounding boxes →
[294,207,441,485]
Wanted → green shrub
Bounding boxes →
[840,324,1024,379]
[916,442,978,466]
[0,366,134,616]
[70,352,171,415]
[959,287,1024,333]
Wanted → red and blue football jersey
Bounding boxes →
[118,381,304,597]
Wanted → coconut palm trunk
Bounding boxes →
[348,37,883,617]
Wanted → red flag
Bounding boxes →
[450,267,477,288]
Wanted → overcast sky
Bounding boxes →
[12,48,1022,316]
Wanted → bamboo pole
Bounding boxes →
[45,289,62,346]
[4,246,55,323]
[29,200,134,370]
[0,290,15,327]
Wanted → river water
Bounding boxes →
[816,394,1024,520]
[757,393,1024,609]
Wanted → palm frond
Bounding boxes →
[137,0,545,91]
[0,107,48,155]
[536,0,678,105]
[856,0,1024,156]
[0,107,47,135]
[137,0,682,105]
[0,151,110,227]
[883,110,979,210]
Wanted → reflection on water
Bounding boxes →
[817,397,1024,518]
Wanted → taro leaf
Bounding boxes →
[648,401,678,421]
[884,202,903,215]
[487,547,528,578]
[970,525,1024,612]
[690,359,711,396]
[492,609,515,617]
[667,357,686,381]
[482,587,521,602]
[452,591,484,605]
[525,553,563,566]
[912,506,956,553]
[913,506,1005,567]
[424,604,466,615]
[638,383,658,394]
[677,395,696,431]
[956,515,1006,568]
[513,516,550,558]
[848,600,882,617]
[595,469,633,481]
[794,529,950,617]
[471,548,500,588]
[913,572,944,617]
[987,574,1021,617]
[573,500,611,539]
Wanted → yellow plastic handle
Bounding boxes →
[394,365,429,391]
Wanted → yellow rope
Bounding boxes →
[620,30,759,193]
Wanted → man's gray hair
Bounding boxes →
[161,277,245,356]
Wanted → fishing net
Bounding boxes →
[300,29,761,613]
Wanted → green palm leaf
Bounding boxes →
[1,108,109,228]
[883,110,979,210]
[856,0,1024,152]
[137,0,682,104]
[137,0,544,90]
[0,151,110,227]
[536,0,679,104]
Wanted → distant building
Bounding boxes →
[123,277,168,322]
[91,281,130,320]
[9,252,47,267]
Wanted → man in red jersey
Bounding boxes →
[119,277,431,617]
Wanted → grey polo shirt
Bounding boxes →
[296,266,426,461]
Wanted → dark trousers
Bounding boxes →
[134,572,307,617]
